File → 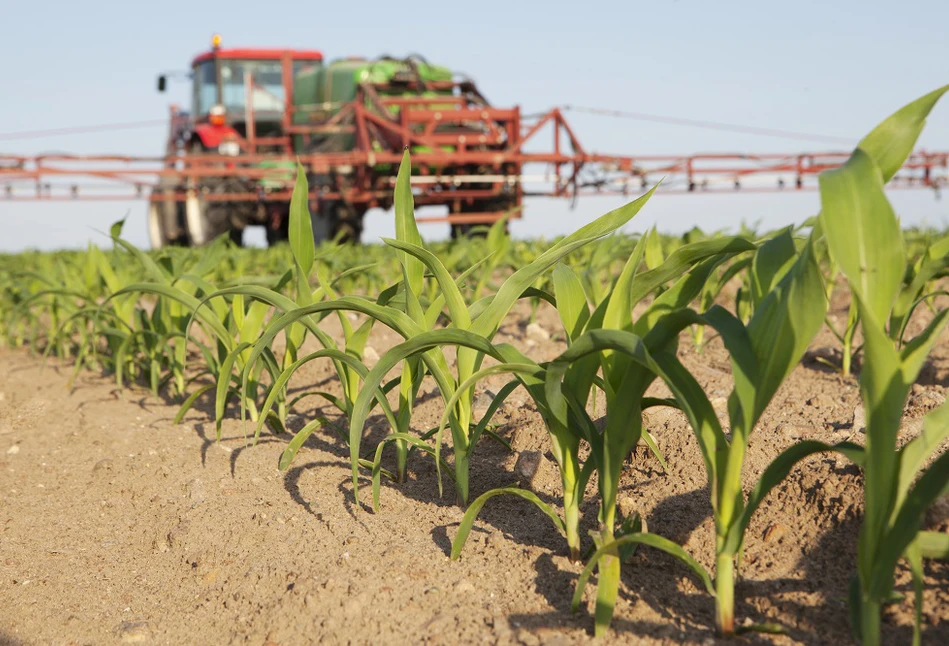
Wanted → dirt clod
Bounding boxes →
[93,457,113,472]
[851,403,866,433]
[526,322,550,342]
[187,478,205,507]
[116,621,151,643]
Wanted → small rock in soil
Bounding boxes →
[912,387,946,410]
[187,478,205,507]
[116,621,151,643]
[525,323,550,342]
[851,404,866,433]
[93,458,113,472]
[6,444,19,455]
[473,389,497,413]
[763,522,789,543]
[899,418,924,441]
[776,422,807,441]
[617,496,638,522]
[513,450,557,491]
[363,346,380,363]
[167,520,191,548]
[453,579,476,594]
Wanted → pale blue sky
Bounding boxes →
[2,0,948,251]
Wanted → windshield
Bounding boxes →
[193,59,312,118]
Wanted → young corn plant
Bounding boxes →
[195,165,381,443]
[564,224,855,637]
[253,151,660,507]
[246,161,488,481]
[447,232,756,627]
[357,150,659,505]
[818,84,949,646]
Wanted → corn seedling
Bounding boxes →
[819,84,949,646]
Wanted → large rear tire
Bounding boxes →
[314,201,363,246]
[147,182,188,249]
[185,189,241,247]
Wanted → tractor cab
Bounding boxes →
[159,35,323,154]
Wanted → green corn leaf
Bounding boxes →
[916,531,949,559]
[723,439,865,555]
[746,233,827,422]
[571,532,715,613]
[288,163,315,277]
[870,448,949,600]
[552,263,590,342]
[173,383,215,424]
[110,236,172,285]
[820,149,905,325]
[644,227,664,270]
[905,539,925,646]
[215,341,252,434]
[468,379,523,449]
[897,400,949,514]
[856,85,949,184]
[109,216,127,240]
[633,254,735,336]
[369,432,456,512]
[435,362,545,474]
[382,238,471,329]
[347,328,508,505]
[629,237,756,306]
[255,348,397,443]
[890,235,949,337]
[471,185,657,339]
[394,151,425,299]
[602,232,647,335]
[106,283,232,351]
[900,309,949,385]
[451,487,566,560]
[278,417,330,471]
[750,227,797,307]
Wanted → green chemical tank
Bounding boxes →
[291,56,455,156]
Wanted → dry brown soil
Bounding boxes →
[2,297,949,645]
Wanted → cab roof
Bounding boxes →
[191,48,324,66]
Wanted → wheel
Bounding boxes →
[450,198,512,240]
[265,207,290,247]
[182,141,251,247]
[147,180,188,249]
[184,189,235,246]
[450,222,491,240]
[313,201,363,246]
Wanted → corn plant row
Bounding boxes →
[2,86,949,644]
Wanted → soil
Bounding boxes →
[2,292,949,645]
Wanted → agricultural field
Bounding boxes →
[1,88,949,645]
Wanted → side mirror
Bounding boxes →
[157,75,167,92]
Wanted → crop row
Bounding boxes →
[2,86,949,643]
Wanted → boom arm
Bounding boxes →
[2,88,947,228]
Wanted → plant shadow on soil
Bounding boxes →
[111,358,949,643]
[506,472,949,643]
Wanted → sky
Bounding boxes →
[2,0,949,251]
